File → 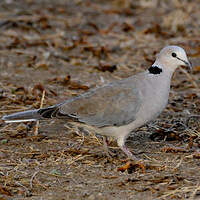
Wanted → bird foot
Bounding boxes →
[103,136,116,158]
[117,144,145,173]
[120,144,139,161]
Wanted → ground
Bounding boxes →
[0,0,200,199]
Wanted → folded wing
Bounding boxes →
[57,81,142,127]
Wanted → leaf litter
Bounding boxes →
[0,0,200,199]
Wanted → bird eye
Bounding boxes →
[172,52,177,57]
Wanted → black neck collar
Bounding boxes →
[148,66,162,74]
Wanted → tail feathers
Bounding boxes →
[2,109,41,123]
[2,106,62,123]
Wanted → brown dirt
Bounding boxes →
[0,0,200,199]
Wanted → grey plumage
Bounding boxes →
[2,109,40,123]
[3,79,141,126]
[59,80,141,127]
[2,46,192,159]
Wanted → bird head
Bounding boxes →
[155,46,192,72]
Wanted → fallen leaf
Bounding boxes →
[95,64,117,73]
[117,161,145,174]
[162,147,187,153]
[0,185,12,196]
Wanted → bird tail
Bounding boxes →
[2,106,59,123]
[2,109,41,123]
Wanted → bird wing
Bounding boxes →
[56,80,142,127]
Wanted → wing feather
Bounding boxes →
[59,80,142,127]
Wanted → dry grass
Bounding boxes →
[0,0,200,199]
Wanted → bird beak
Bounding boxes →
[183,60,192,72]
[176,57,192,71]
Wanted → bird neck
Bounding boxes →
[148,61,175,78]
[148,65,162,74]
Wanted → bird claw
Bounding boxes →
[102,136,117,158]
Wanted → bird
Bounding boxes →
[2,46,192,160]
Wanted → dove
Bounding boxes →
[2,46,192,159]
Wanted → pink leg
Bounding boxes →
[117,137,138,160]
[120,144,138,160]
[103,136,115,157]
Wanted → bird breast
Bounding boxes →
[135,73,171,126]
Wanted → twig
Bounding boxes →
[190,184,200,200]
[173,156,183,170]
[0,148,41,155]
[30,171,40,189]
[157,186,198,199]
[34,90,45,136]
[15,181,31,196]
[40,170,72,178]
